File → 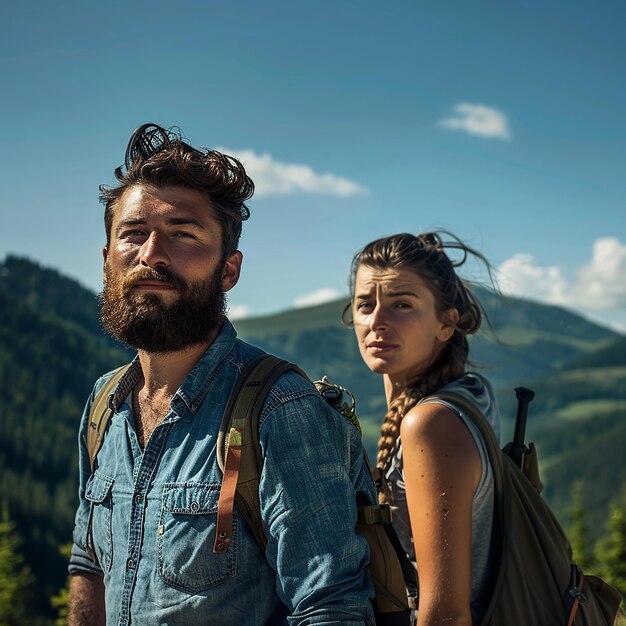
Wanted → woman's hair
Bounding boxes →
[99,123,254,261]
[345,231,494,471]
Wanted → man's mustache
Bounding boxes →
[122,267,186,292]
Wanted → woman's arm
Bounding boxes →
[400,402,482,626]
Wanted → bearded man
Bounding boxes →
[67,124,377,626]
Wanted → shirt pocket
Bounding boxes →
[85,471,115,572]
[158,483,238,593]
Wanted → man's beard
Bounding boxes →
[99,264,226,354]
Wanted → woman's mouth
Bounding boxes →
[367,342,397,354]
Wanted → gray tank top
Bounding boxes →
[384,372,501,602]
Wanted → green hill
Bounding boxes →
[0,256,130,619]
[0,254,623,622]
[233,290,618,433]
[494,334,626,534]
[234,292,625,538]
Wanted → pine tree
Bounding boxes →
[569,480,593,570]
[594,493,626,602]
[0,511,34,626]
[50,543,72,626]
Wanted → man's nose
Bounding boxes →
[140,231,170,268]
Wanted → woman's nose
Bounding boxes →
[370,304,388,331]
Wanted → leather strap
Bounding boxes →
[213,428,242,553]
[566,564,587,626]
[214,355,308,552]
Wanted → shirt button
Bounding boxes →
[190,501,199,512]
[127,559,135,569]
[135,494,142,504]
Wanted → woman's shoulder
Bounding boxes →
[400,398,477,452]
[400,390,482,488]
[426,372,502,441]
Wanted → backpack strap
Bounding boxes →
[87,364,131,472]
[425,392,505,486]
[214,355,308,553]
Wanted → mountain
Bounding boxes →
[233,294,624,530]
[0,256,130,618]
[495,333,626,533]
[233,289,619,435]
[0,254,623,621]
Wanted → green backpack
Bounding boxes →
[429,390,622,626]
[87,354,418,625]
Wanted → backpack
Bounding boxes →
[86,355,418,625]
[428,388,622,626]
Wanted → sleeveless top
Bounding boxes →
[384,372,501,603]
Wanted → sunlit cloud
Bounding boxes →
[293,287,341,308]
[218,147,369,197]
[498,237,626,315]
[438,103,512,140]
[575,237,626,309]
[228,304,251,320]
[498,254,569,305]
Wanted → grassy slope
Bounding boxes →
[236,296,625,534]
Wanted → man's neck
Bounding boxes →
[136,326,221,396]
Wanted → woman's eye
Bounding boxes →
[356,302,373,311]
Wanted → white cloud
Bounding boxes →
[218,148,368,197]
[293,287,341,308]
[497,254,569,305]
[575,237,626,309]
[438,103,512,140]
[498,237,626,315]
[228,304,251,320]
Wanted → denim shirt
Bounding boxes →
[69,320,376,626]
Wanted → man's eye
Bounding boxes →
[122,230,145,238]
[173,232,195,239]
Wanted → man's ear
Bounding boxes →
[221,251,243,292]
[102,247,109,283]
[438,307,459,342]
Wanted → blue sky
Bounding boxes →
[1,0,625,330]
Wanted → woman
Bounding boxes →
[346,231,501,626]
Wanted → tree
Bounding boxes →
[594,493,626,602]
[0,511,34,626]
[568,480,594,570]
[51,543,72,626]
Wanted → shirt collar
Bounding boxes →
[107,319,238,414]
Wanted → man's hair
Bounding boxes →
[99,123,254,259]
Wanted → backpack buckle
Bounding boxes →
[357,504,392,525]
[314,376,360,431]
[568,587,588,605]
